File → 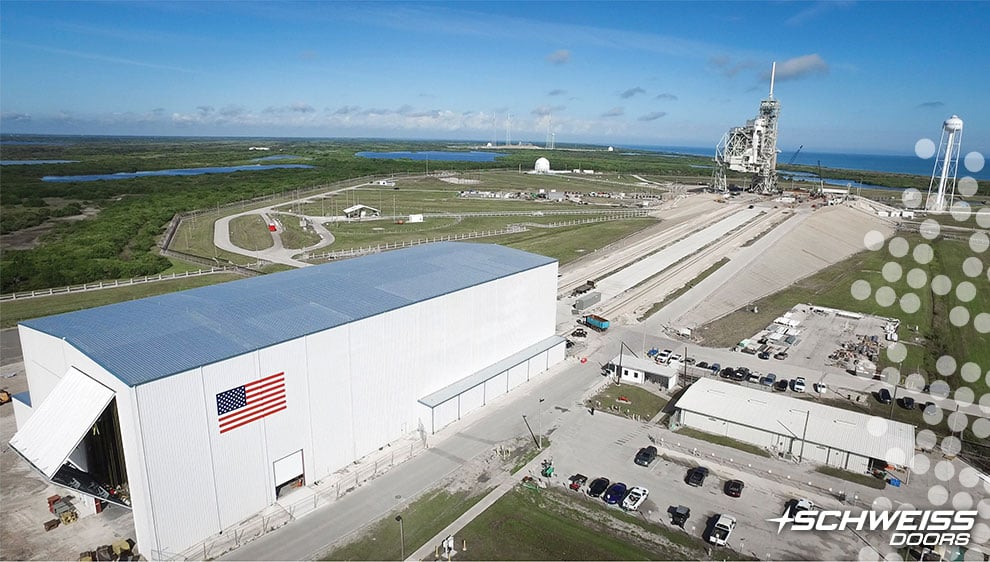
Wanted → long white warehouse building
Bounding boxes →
[10,242,565,558]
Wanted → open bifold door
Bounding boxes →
[9,367,115,479]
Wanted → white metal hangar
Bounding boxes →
[674,378,915,475]
[9,242,565,558]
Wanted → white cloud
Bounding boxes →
[766,54,829,81]
[547,49,571,65]
[638,112,667,122]
[620,87,646,99]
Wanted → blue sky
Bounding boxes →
[1,1,988,154]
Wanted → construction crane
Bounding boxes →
[786,145,804,166]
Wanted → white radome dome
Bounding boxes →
[535,157,551,173]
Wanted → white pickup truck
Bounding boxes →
[708,514,737,546]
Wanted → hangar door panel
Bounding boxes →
[274,450,304,486]
[10,367,114,478]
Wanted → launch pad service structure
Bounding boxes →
[713,63,781,194]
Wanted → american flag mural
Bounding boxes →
[216,372,286,434]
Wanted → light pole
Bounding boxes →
[788,408,810,463]
[395,515,404,560]
[538,398,545,449]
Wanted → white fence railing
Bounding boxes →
[0,267,248,302]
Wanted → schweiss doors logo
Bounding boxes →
[768,510,978,546]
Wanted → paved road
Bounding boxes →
[213,185,363,267]
[1,328,22,366]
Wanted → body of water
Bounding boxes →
[623,144,989,181]
[42,164,315,183]
[356,151,506,162]
[1,159,79,165]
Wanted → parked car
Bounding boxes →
[708,514,737,546]
[791,377,807,392]
[588,477,610,498]
[773,351,788,360]
[786,498,816,517]
[720,367,735,379]
[604,482,628,504]
[760,373,777,386]
[635,445,658,467]
[697,361,710,370]
[684,356,696,365]
[621,486,649,511]
[758,351,771,360]
[876,388,892,404]
[725,479,744,497]
[774,379,789,392]
[710,362,721,372]
[570,328,587,338]
[657,349,672,363]
[686,466,709,487]
[731,370,747,381]
[899,396,915,409]
[669,353,683,364]
[813,382,827,393]
[568,474,588,491]
[747,373,761,384]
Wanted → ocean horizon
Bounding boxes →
[622,144,989,181]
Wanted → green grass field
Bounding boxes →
[456,486,738,561]
[278,217,321,249]
[170,213,259,265]
[1,273,241,327]
[586,383,668,421]
[228,215,274,251]
[321,488,489,561]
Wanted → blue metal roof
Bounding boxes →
[20,242,556,387]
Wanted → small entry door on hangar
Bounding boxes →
[273,450,304,497]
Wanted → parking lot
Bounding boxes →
[540,404,889,561]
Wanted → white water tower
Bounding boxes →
[925,115,963,212]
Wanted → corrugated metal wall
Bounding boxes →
[202,354,270,530]
[305,326,356,479]
[136,369,221,555]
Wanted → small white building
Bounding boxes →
[603,354,679,390]
[534,157,551,174]
[674,379,915,474]
[342,204,381,219]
